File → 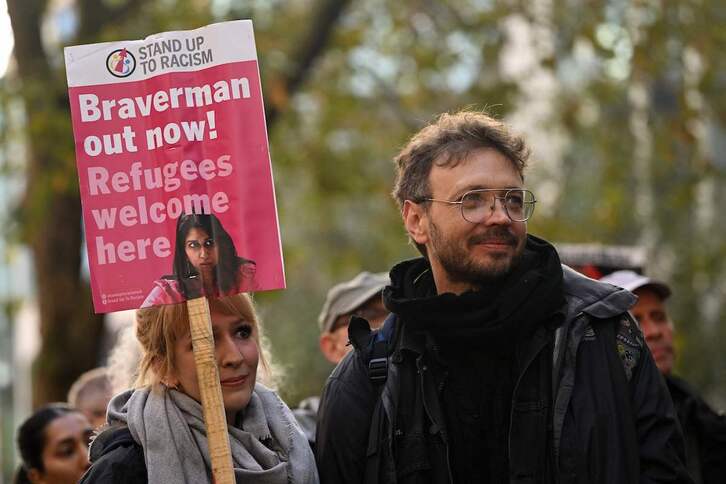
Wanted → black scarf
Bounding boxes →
[383,234,565,348]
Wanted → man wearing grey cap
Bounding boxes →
[601,270,726,484]
[318,272,390,364]
[293,272,389,447]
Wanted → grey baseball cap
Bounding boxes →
[318,272,389,332]
[599,270,671,300]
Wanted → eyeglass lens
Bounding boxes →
[461,189,535,223]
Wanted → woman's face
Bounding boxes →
[171,307,259,423]
[184,227,219,278]
[30,413,93,484]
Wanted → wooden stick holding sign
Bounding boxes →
[187,296,235,484]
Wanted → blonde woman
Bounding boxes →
[81,294,318,483]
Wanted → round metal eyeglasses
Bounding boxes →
[422,188,536,223]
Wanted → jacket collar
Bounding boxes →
[560,265,637,323]
[393,262,636,357]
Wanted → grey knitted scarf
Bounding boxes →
[107,384,318,484]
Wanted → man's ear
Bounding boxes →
[319,332,346,365]
[403,200,429,246]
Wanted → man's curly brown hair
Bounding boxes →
[392,109,530,256]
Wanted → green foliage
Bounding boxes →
[252,0,726,406]
[4,0,724,410]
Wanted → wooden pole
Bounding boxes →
[186,296,235,484]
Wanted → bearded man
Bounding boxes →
[315,110,692,484]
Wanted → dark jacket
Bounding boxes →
[80,426,147,484]
[316,262,692,484]
[666,374,726,484]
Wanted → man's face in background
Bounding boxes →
[319,296,388,364]
[632,287,675,375]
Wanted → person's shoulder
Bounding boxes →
[560,288,644,381]
[81,427,146,483]
[667,374,726,421]
[292,396,320,445]
[330,345,370,386]
[666,374,699,400]
[318,349,377,423]
[295,395,320,414]
[317,352,378,459]
[561,265,638,319]
[81,446,147,483]
[90,425,135,455]
[238,258,256,273]
[154,276,181,290]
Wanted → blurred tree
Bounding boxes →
[254,0,725,406]
[3,0,723,411]
[4,0,351,405]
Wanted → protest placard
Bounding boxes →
[66,21,281,483]
[65,20,284,314]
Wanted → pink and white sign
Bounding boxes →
[65,20,285,313]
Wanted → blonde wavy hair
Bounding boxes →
[133,294,278,389]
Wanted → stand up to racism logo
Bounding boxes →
[106,48,136,78]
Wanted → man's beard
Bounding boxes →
[429,221,525,285]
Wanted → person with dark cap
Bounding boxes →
[293,272,389,447]
[316,110,691,483]
[601,270,726,484]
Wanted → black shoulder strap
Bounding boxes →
[369,314,397,385]
[354,313,398,484]
[348,313,398,388]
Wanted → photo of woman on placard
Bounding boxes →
[141,213,256,307]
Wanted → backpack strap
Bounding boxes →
[350,313,398,484]
[349,313,398,387]
[369,314,397,384]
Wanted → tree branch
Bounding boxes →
[265,0,353,127]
